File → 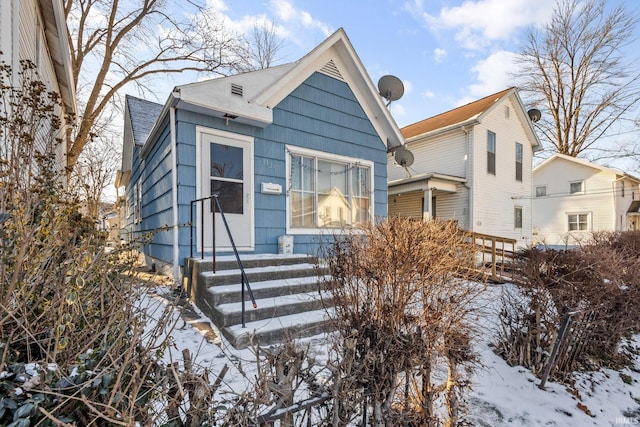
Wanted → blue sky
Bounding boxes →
[173,0,639,130]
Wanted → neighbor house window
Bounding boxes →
[568,213,589,231]
[289,149,372,230]
[622,182,625,197]
[515,142,523,182]
[487,131,496,175]
[514,206,523,228]
[569,180,584,194]
[535,186,547,197]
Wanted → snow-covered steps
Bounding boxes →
[225,308,334,350]
[183,255,333,349]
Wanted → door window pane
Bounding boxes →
[210,143,243,179]
[211,180,243,214]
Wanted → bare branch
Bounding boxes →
[515,0,640,158]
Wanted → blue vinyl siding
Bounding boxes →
[139,122,174,264]
[129,71,388,265]
[258,72,387,255]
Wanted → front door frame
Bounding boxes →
[195,126,254,252]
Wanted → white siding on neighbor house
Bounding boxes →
[1,0,70,170]
[613,177,640,231]
[387,186,469,227]
[435,185,469,229]
[533,159,621,246]
[471,96,534,248]
[389,129,467,181]
[388,191,423,219]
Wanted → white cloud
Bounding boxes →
[409,0,555,50]
[205,0,228,13]
[422,90,435,99]
[463,50,521,102]
[434,48,447,63]
[269,0,332,37]
[390,102,405,118]
[402,79,412,96]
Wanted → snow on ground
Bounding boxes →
[138,280,640,426]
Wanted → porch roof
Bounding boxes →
[388,172,466,195]
[628,201,640,215]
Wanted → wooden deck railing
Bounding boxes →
[460,231,518,282]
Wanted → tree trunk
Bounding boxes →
[421,359,434,427]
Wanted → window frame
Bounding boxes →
[567,212,589,232]
[514,206,523,229]
[286,146,374,235]
[535,185,547,197]
[515,142,523,182]
[569,180,584,195]
[487,131,496,175]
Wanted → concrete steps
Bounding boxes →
[183,254,332,349]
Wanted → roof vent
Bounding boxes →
[231,83,243,97]
[319,60,344,81]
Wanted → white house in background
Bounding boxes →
[388,87,542,248]
[532,153,640,247]
[0,0,77,169]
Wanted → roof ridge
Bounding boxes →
[401,87,515,139]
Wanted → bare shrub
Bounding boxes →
[220,338,330,426]
[321,217,484,426]
[496,232,640,380]
[0,60,220,426]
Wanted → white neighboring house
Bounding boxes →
[532,153,640,247]
[388,87,542,248]
[0,0,77,170]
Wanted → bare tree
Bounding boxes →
[516,0,640,157]
[70,136,119,219]
[242,20,286,71]
[63,0,284,175]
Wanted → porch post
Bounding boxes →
[423,188,432,221]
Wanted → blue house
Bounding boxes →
[117,29,404,280]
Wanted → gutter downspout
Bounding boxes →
[170,106,179,282]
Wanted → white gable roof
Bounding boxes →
[170,28,404,150]
[534,153,640,183]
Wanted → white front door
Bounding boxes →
[197,127,254,252]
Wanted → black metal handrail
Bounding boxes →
[189,194,257,328]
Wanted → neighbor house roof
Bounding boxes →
[39,0,77,116]
[534,153,640,183]
[402,88,514,139]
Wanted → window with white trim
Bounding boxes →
[535,185,547,197]
[568,213,589,231]
[514,206,523,229]
[289,149,372,229]
[515,142,523,182]
[569,180,584,194]
[487,131,496,175]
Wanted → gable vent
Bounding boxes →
[231,83,243,97]
[319,59,344,81]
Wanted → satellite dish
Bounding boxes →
[528,108,542,122]
[378,75,404,104]
[394,146,414,167]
